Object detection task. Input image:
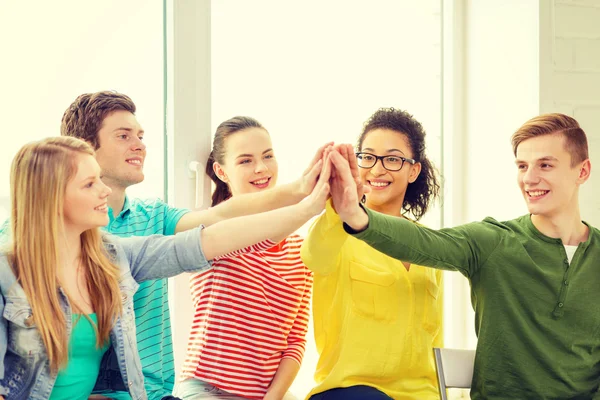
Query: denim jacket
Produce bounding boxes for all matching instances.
[0,227,210,400]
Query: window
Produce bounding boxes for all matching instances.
[0,1,166,223]
[211,1,442,395]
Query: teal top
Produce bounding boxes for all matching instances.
[50,314,109,400]
[347,209,600,400]
[104,197,188,400]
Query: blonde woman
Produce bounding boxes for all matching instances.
[0,136,330,400]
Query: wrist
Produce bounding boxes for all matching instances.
[289,179,306,200]
[343,205,369,232]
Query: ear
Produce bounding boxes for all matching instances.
[577,159,591,184]
[213,162,228,183]
[408,162,422,184]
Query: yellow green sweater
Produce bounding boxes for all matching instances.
[300,201,443,400]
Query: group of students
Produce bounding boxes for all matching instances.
[0,90,598,400]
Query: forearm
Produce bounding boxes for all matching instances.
[175,182,303,232]
[345,205,481,275]
[265,358,300,400]
[301,201,347,275]
[201,202,315,261]
[210,181,303,223]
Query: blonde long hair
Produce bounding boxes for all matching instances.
[8,136,122,372]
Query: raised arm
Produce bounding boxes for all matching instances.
[118,152,332,282]
[175,143,332,232]
[200,151,332,261]
[329,146,501,277]
[300,200,348,275]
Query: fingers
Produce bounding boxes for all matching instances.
[319,152,333,184]
[329,150,353,178]
[306,142,335,173]
[305,158,323,184]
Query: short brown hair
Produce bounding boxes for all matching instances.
[511,113,589,166]
[60,91,136,149]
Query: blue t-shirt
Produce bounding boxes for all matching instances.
[102,197,189,400]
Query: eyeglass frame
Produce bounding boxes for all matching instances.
[355,152,417,172]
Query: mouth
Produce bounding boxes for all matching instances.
[368,180,391,190]
[126,157,143,167]
[526,190,550,200]
[250,177,271,188]
[94,203,108,212]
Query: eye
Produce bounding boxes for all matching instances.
[264,154,274,160]
[85,182,94,188]
[138,135,144,141]
[541,163,552,169]
[362,154,375,161]
[517,164,527,170]
[119,134,128,140]
[239,159,252,165]
[386,157,401,163]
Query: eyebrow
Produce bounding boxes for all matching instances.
[236,148,273,159]
[362,148,405,155]
[113,127,145,134]
[80,175,97,183]
[515,156,559,164]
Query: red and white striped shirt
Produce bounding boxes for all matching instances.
[180,235,313,399]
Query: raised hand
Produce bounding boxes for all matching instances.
[301,148,332,217]
[334,144,370,201]
[297,142,334,197]
[329,149,369,231]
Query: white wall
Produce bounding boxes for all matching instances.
[540,0,600,226]
[443,0,541,352]
[0,1,166,208]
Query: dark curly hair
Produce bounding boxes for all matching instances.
[357,107,440,221]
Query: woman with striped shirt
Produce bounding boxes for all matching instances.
[176,117,314,400]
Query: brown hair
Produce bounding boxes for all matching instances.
[357,107,440,221]
[9,136,122,372]
[511,113,589,166]
[205,116,266,206]
[60,91,136,149]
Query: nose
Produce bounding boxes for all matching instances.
[522,166,540,185]
[369,158,387,176]
[254,160,268,174]
[100,181,112,198]
[131,136,146,152]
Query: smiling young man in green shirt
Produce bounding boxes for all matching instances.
[328,114,600,399]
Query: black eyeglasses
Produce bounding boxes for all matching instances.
[355,152,416,171]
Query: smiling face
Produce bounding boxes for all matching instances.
[213,127,278,196]
[94,110,146,191]
[516,133,590,218]
[63,153,112,232]
[359,128,421,216]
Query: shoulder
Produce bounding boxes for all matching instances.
[128,197,169,214]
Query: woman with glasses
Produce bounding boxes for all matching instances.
[300,108,442,400]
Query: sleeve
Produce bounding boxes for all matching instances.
[433,270,444,349]
[161,202,190,236]
[282,271,313,365]
[0,219,10,248]
[346,206,504,278]
[213,240,278,261]
[0,294,8,396]
[115,226,211,282]
[300,200,348,275]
